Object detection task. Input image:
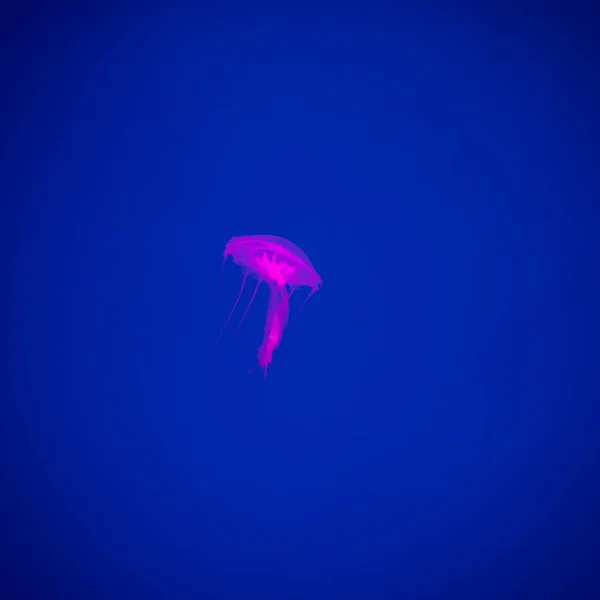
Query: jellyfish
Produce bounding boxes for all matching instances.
[214,235,322,378]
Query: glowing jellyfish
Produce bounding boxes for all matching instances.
[215,235,322,378]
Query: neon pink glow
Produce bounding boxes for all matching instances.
[215,235,322,378]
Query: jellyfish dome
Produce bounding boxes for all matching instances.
[225,235,322,290]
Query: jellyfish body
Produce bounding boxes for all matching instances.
[216,235,322,378]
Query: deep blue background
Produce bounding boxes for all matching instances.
[2,3,599,598]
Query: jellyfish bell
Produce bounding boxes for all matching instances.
[225,235,322,290]
[214,235,321,378]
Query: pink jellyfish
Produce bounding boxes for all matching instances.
[215,235,322,378]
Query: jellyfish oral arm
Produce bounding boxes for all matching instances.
[257,285,290,377]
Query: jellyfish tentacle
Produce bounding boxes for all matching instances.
[295,287,317,317]
[215,254,228,290]
[236,280,261,331]
[213,273,247,351]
